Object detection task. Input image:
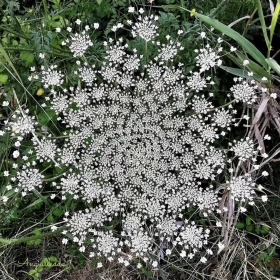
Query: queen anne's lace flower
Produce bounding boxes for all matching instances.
[230,78,258,104]
[213,108,235,128]
[64,30,93,57]
[90,231,120,259]
[178,222,209,251]
[40,65,64,88]
[131,14,159,42]
[16,164,44,196]
[187,72,208,92]
[195,44,222,72]
[11,13,265,266]
[231,137,256,161]
[33,136,58,162]
[8,110,36,136]
[227,175,256,202]
[76,63,96,85]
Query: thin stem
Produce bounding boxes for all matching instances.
[180,0,187,22]
[42,0,50,18]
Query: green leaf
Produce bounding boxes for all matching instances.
[256,0,270,48]
[52,206,63,217]
[246,215,252,225]
[270,2,280,44]
[19,51,34,67]
[49,256,57,262]
[0,43,22,83]
[246,224,253,232]
[37,108,57,125]
[0,74,8,84]
[33,228,41,235]
[232,51,271,78]
[236,222,245,229]
[28,269,37,275]
[266,58,280,75]
[23,198,44,210]
[97,0,103,4]
[187,10,268,68]
[47,214,54,223]
[261,225,270,234]
[219,65,263,81]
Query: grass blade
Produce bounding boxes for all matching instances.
[256,0,270,48]
[232,51,271,78]
[219,65,263,81]
[0,43,22,83]
[270,1,280,44]
[266,58,280,75]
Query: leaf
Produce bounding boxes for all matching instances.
[232,51,271,78]
[37,108,57,125]
[33,228,41,235]
[19,51,34,67]
[219,65,263,81]
[187,10,268,68]
[266,58,280,75]
[52,207,63,217]
[97,0,103,4]
[270,1,280,44]
[47,214,54,223]
[236,222,245,229]
[261,225,270,234]
[246,224,253,232]
[246,215,252,225]
[256,0,270,48]
[23,198,44,210]
[49,256,57,262]
[0,74,8,84]
[0,43,22,83]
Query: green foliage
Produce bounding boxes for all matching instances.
[19,51,34,66]
[28,256,61,280]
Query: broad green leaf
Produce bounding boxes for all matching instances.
[266,58,280,75]
[0,73,8,84]
[219,65,263,81]
[270,2,280,44]
[171,8,268,68]
[229,51,271,79]
[97,0,103,4]
[19,51,34,66]
[256,0,270,48]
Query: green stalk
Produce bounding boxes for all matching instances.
[269,1,280,58]
[0,26,30,40]
[42,0,50,18]
[0,228,64,245]
[180,0,187,22]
